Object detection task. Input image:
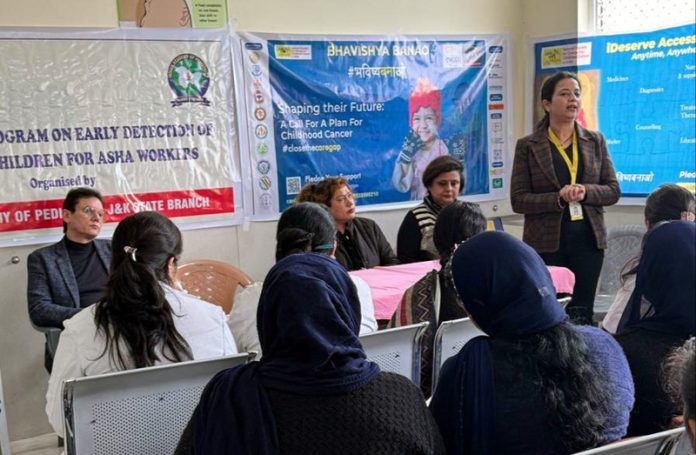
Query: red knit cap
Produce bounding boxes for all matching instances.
[408,78,442,128]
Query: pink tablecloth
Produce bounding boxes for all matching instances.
[547,266,575,294]
[350,261,575,320]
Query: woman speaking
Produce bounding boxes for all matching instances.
[510,71,620,325]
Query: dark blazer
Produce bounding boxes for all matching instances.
[335,217,399,271]
[27,237,111,328]
[510,123,620,253]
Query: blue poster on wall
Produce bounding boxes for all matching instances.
[237,33,511,216]
[532,23,696,198]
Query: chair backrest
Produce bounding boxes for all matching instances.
[666,429,693,455]
[667,429,693,455]
[176,260,253,314]
[63,353,251,455]
[595,224,646,304]
[431,317,487,391]
[359,322,429,385]
[570,427,684,455]
[0,369,10,455]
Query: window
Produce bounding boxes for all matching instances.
[594,0,695,33]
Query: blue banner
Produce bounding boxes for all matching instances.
[533,24,696,197]
[238,34,510,215]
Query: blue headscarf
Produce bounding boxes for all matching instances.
[430,231,567,455]
[191,253,380,454]
[617,220,696,337]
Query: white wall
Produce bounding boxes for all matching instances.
[0,0,643,441]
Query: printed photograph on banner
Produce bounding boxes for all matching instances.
[0,29,243,244]
[533,23,696,197]
[534,69,599,131]
[240,35,508,212]
[117,0,227,28]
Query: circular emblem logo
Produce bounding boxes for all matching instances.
[259,193,273,208]
[253,90,265,104]
[256,143,269,155]
[254,107,267,121]
[168,54,210,99]
[255,124,268,139]
[257,160,271,174]
[259,176,272,190]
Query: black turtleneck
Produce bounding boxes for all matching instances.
[65,238,109,308]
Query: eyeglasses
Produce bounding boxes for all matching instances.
[333,192,355,204]
[79,205,105,219]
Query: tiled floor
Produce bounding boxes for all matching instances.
[11,433,62,455]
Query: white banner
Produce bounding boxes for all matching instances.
[0,28,244,246]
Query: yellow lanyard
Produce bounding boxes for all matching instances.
[547,127,578,185]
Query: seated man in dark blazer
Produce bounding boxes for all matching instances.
[27,187,111,372]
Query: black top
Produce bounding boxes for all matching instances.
[549,140,593,235]
[549,141,584,187]
[65,238,109,308]
[175,372,445,454]
[336,230,365,270]
[615,328,685,436]
[397,211,424,263]
[267,372,445,454]
[335,217,398,271]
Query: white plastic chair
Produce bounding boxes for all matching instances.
[359,322,429,385]
[431,317,486,391]
[0,369,10,455]
[570,427,684,455]
[63,353,252,455]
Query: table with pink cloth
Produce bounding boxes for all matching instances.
[350,261,576,320]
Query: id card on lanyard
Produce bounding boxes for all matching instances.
[548,127,583,221]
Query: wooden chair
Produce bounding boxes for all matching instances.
[176,260,253,314]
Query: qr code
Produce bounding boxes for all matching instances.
[286,176,301,195]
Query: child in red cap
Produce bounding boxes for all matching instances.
[392,78,449,199]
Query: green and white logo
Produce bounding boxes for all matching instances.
[168,54,210,107]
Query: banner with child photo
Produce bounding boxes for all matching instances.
[235,33,511,217]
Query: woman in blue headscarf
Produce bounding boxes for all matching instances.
[176,252,444,454]
[429,231,633,455]
[615,220,696,436]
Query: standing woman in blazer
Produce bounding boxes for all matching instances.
[511,71,620,325]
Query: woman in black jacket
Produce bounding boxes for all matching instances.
[295,177,398,270]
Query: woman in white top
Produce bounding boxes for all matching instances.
[228,202,378,356]
[46,211,236,438]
